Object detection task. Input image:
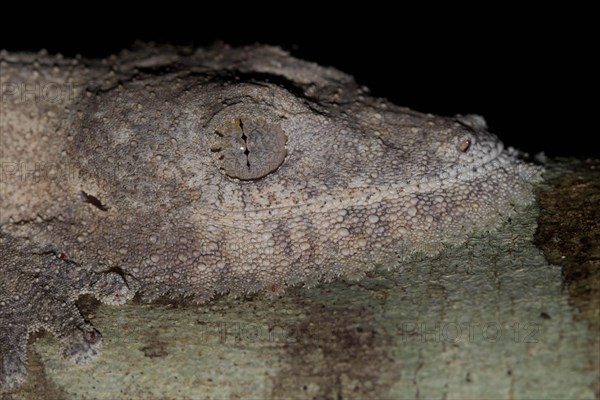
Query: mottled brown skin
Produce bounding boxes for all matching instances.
[0,44,542,390]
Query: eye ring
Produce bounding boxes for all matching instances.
[457,139,472,153]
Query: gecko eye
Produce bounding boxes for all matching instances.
[456,139,472,153]
[211,118,288,180]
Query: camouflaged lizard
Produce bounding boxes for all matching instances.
[0,44,542,390]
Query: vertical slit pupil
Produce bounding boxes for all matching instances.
[239,119,251,167]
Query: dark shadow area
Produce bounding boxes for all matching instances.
[1,11,593,158]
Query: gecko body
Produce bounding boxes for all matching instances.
[0,45,541,389]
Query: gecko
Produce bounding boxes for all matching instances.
[0,44,542,390]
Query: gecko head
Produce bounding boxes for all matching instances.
[70,72,542,268]
[57,61,547,304]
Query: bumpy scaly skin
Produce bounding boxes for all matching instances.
[0,44,542,389]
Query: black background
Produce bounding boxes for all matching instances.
[1,8,594,158]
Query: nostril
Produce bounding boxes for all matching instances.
[457,139,472,153]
